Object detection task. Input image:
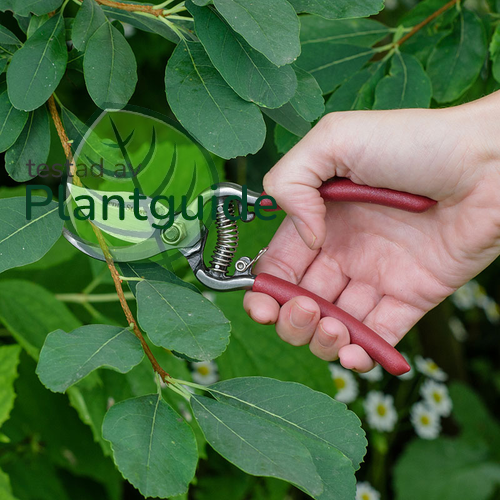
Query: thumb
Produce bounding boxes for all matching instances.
[263,115,348,249]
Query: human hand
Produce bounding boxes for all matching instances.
[244,92,500,372]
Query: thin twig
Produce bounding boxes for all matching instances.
[56,292,136,303]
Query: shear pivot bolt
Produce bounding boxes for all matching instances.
[162,223,186,245]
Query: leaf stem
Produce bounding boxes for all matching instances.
[170,378,210,392]
[118,276,145,282]
[152,0,176,9]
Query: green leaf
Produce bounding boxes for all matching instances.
[188,1,297,109]
[490,24,500,83]
[0,83,28,153]
[394,438,500,500]
[7,13,67,111]
[0,281,81,359]
[0,197,64,275]
[0,468,18,500]
[83,22,138,109]
[427,10,487,104]
[36,325,144,393]
[0,25,22,46]
[373,51,431,109]
[289,66,324,121]
[5,105,50,181]
[300,16,389,47]
[192,0,212,4]
[72,0,107,52]
[136,280,230,361]
[290,0,384,19]
[274,124,300,154]
[27,13,49,38]
[262,103,311,137]
[102,394,198,498]
[165,41,265,159]
[4,0,63,16]
[296,43,375,94]
[212,0,300,66]
[0,345,22,427]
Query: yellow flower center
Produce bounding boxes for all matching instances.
[361,494,370,500]
[334,377,346,390]
[428,362,438,372]
[432,392,442,403]
[376,404,386,416]
[420,415,430,426]
[197,366,210,376]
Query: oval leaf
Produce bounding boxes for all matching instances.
[36,325,144,393]
[0,345,22,428]
[83,22,138,109]
[0,83,28,153]
[7,13,67,111]
[5,105,50,182]
[136,280,230,361]
[0,196,64,274]
[165,40,265,159]
[188,1,297,108]
[103,394,198,498]
[289,65,324,121]
[290,0,384,19]
[427,10,487,104]
[7,0,64,16]
[262,103,311,137]
[72,0,107,52]
[373,51,431,109]
[213,0,300,66]
[0,25,21,46]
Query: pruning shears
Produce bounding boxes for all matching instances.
[63,178,436,376]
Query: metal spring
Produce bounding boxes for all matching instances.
[210,200,239,276]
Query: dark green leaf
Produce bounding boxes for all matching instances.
[213,0,300,66]
[274,124,300,154]
[83,22,138,109]
[296,43,374,93]
[0,280,81,359]
[0,469,17,500]
[7,13,67,111]
[300,16,389,47]
[192,394,324,497]
[165,41,265,159]
[0,197,64,275]
[290,0,384,19]
[0,25,21,46]
[192,0,212,4]
[0,83,28,153]
[27,13,49,38]
[188,1,297,108]
[0,345,22,427]
[262,103,311,137]
[490,24,500,83]
[5,105,50,181]
[136,280,230,361]
[373,51,431,109]
[37,325,144,393]
[394,438,500,500]
[427,10,487,103]
[72,0,107,51]
[0,57,7,75]
[103,394,198,498]
[5,0,63,17]
[289,65,324,121]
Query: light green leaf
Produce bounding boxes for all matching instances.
[213,0,300,66]
[427,10,487,104]
[103,394,198,498]
[296,43,374,93]
[36,325,144,393]
[0,197,64,274]
[0,281,81,359]
[373,51,431,109]
[7,13,67,111]
[0,468,18,500]
[83,21,138,109]
[72,0,107,51]
[0,83,28,153]
[0,25,21,46]
[165,41,266,159]
[274,124,300,154]
[290,0,384,19]
[4,0,63,16]
[192,394,324,498]
[5,105,50,181]
[136,280,230,361]
[289,65,324,121]
[0,345,22,428]
[188,1,297,109]
[300,16,389,47]
[262,103,311,137]
[394,438,500,500]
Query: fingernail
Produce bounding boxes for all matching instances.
[291,216,317,249]
[290,303,315,329]
[318,323,337,348]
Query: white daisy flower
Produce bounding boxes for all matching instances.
[410,401,441,439]
[329,364,359,404]
[191,361,219,386]
[448,316,468,342]
[364,391,398,432]
[452,281,480,310]
[420,380,452,417]
[356,481,381,500]
[359,364,383,382]
[397,353,414,381]
[480,296,500,324]
[414,355,447,381]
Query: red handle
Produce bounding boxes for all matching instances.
[260,178,436,213]
[253,273,410,376]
